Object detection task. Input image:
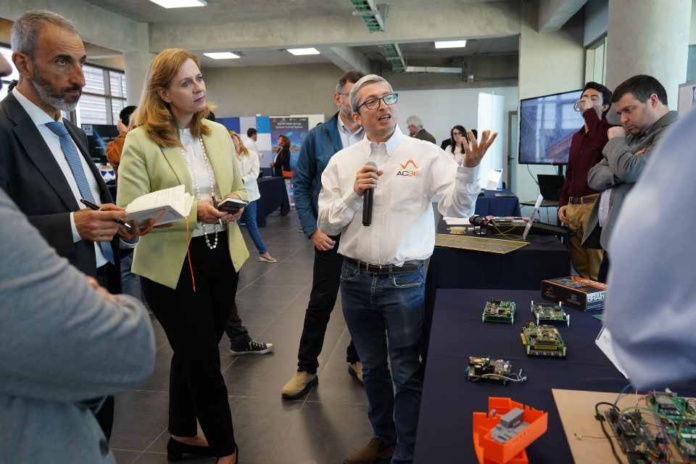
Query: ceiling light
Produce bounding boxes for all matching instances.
[149,0,207,8]
[287,48,321,56]
[435,40,468,49]
[204,52,240,60]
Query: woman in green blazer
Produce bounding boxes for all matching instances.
[117,49,246,464]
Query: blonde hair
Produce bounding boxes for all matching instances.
[229,130,249,156]
[132,48,213,147]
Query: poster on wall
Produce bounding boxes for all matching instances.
[270,117,309,169]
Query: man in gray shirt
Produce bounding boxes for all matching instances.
[583,74,677,281]
[0,187,155,462]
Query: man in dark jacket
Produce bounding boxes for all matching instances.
[283,70,365,399]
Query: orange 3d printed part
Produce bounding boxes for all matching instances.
[472,397,548,464]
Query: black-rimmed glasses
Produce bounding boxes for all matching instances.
[355,93,399,112]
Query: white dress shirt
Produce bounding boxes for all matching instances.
[604,108,696,389]
[445,143,465,166]
[243,136,260,156]
[318,127,480,265]
[12,88,108,267]
[179,128,221,238]
[237,150,261,202]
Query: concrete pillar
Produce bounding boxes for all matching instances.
[124,23,153,105]
[606,0,690,106]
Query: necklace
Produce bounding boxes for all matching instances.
[181,132,219,249]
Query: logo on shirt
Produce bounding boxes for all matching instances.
[397,159,420,177]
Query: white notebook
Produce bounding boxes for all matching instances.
[125,185,194,226]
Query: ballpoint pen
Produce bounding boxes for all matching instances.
[80,198,133,231]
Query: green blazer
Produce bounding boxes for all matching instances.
[117,120,249,289]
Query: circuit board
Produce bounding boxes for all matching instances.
[482,299,516,324]
[530,300,570,327]
[466,357,512,384]
[604,408,666,464]
[646,391,696,460]
[520,322,566,358]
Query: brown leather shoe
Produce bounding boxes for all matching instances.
[343,437,395,464]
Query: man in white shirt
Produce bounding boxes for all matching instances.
[604,107,696,390]
[318,74,497,464]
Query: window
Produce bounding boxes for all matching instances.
[75,64,127,126]
[585,36,607,84]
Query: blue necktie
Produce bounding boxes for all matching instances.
[46,121,115,264]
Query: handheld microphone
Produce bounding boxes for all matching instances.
[362,161,377,226]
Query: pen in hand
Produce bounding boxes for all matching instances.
[79,198,133,231]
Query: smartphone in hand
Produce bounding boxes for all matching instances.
[217,198,248,213]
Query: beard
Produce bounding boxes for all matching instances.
[30,65,82,112]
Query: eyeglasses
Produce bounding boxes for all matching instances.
[452,131,462,136]
[355,93,399,112]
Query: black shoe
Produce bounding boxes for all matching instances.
[230,340,274,356]
[167,437,216,461]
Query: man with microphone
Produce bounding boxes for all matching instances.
[318,74,497,464]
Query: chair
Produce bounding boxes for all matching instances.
[521,174,564,224]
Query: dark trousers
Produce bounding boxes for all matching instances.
[598,251,610,283]
[296,236,359,374]
[142,238,237,456]
[224,274,252,349]
[94,263,118,440]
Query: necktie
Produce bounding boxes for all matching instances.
[46,121,115,264]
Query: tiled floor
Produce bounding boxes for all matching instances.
[110,212,375,464]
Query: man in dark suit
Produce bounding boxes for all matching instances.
[0,10,147,440]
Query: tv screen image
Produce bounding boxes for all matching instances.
[519,89,584,165]
[82,124,119,165]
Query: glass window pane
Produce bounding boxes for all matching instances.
[0,46,20,82]
[111,99,125,124]
[83,65,106,95]
[109,72,127,98]
[77,94,108,124]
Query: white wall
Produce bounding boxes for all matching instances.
[395,86,519,187]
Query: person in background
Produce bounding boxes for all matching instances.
[0,187,155,463]
[271,134,291,177]
[282,70,365,400]
[222,131,276,357]
[118,48,246,464]
[406,115,436,144]
[582,74,677,282]
[243,127,259,155]
[319,74,497,464]
[604,107,696,390]
[229,130,276,263]
[557,82,612,281]
[106,105,137,174]
[444,124,468,165]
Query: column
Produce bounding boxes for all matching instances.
[124,23,153,105]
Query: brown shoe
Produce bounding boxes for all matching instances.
[343,437,395,464]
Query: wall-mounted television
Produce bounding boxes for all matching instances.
[518,89,584,165]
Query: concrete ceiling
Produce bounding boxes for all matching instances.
[80,0,522,70]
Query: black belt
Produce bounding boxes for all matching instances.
[344,257,422,274]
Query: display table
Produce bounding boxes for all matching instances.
[256,177,290,227]
[414,288,696,464]
[475,189,521,217]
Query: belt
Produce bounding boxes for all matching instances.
[568,194,599,205]
[344,257,422,274]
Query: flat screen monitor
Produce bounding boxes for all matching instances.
[518,89,584,165]
[82,124,119,164]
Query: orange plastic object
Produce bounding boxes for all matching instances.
[472,397,548,464]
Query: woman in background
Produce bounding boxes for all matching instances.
[271,134,291,177]
[445,124,468,165]
[118,48,245,464]
[229,130,277,263]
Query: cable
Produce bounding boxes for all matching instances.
[594,402,624,464]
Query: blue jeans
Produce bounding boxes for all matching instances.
[340,259,425,464]
[241,200,267,255]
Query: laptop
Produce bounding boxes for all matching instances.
[537,174,565,201]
